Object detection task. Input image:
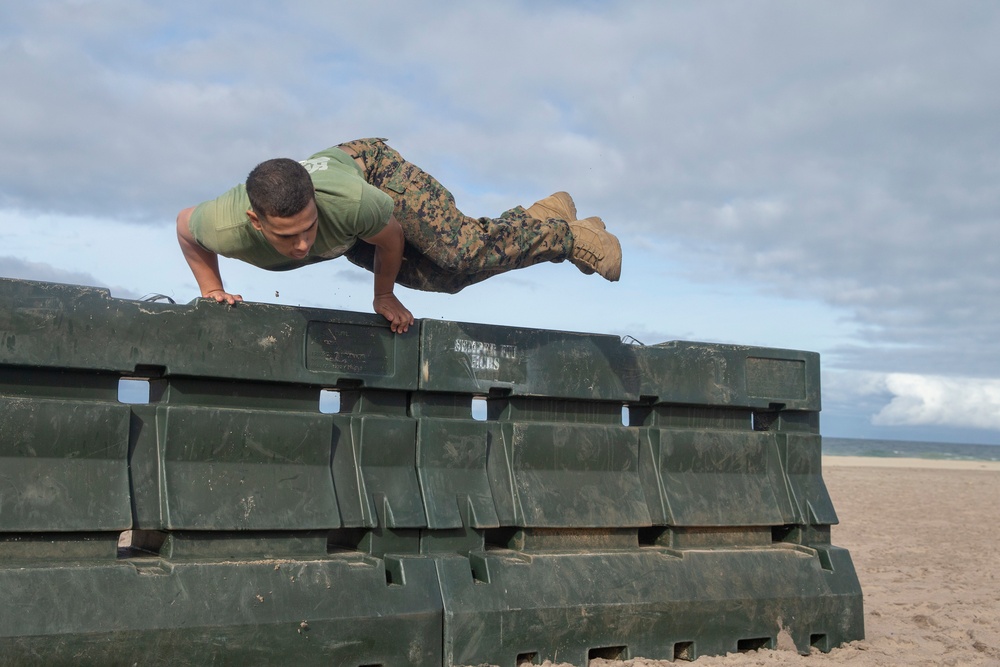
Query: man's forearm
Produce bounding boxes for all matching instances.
[181,239,226,295]
[371,216,405,295]
[365,216,413,333]
[176,207,241,303]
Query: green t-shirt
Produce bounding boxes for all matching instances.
[188,147,394,271]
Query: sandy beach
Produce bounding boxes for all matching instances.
[553,456,1000,667]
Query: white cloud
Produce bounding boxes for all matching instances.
[826,370,1000,432]
[874,374,1000,430]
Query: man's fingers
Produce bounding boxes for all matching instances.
[373,294,413,334]
[208,291,242,305]
[386,310,411,334]
[394,309,413,333]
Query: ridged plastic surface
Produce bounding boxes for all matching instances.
[0,277,862,666]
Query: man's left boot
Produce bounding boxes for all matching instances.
[525,191,578,222]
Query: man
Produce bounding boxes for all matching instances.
[176,138,622,334]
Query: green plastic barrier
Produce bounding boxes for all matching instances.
[412,321,858,665]
[0,277,863,666]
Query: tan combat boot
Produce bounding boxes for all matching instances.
[569,217,621,281]
[525,191,578,222]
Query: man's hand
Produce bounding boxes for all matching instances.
[204,288,243,305]
[374,292,414,333]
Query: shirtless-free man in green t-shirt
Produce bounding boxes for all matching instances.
[187,147,394,271]
[176,137,623,335]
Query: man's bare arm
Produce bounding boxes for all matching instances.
[363,215,413,334]
[176,207,243,305]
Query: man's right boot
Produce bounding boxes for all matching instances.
[525,191,578,222]
[569,217,621,282]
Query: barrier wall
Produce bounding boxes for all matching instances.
[0,277,862,666]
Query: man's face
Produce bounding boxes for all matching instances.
[248,199,319,260]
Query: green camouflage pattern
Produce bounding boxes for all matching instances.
[338,138,573,293]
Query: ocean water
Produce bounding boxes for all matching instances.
[823,437,1000,462]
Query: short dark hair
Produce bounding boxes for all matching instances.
[246,158,314,220]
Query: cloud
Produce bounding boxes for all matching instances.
[874,373,1000,431]
[2,1,1000,440]
[826,369,1000,433]
[0,255,115,290]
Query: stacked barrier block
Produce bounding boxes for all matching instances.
[0,277,862,666]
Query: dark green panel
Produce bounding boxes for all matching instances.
[0,532,120,560]
[305,320,394,376]
[419,319,640,400]
[0,277,418,389]
[439,546,863,666]
[0,555,443,666]
[128,405,163,527]
[331,415,425,529]
[488,422,650,527]
[636,341,821,411]
[154,531,331,560]
[0,397,130,531]
[157,406,338,530]
[417,419,499,529]
[781,434,839,525]
[640,428,796,527]
[330,415,368,527]
[746,357,806,399]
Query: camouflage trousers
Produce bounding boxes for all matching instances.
[337,138,573,294]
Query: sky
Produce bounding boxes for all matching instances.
[1,1,998,445]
